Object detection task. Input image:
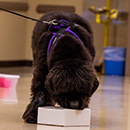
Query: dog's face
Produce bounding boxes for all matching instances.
[45,60,99,110]
[55,92,90,110]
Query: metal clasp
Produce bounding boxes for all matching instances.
[42,19,58,25]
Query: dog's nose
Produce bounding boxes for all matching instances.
[70,101,79,109]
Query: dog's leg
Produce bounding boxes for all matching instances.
[22,91,46,123]
[22,66,49,123]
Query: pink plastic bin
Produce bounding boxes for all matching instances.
[0,74,20,88]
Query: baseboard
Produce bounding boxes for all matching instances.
[0,60,102,72]
[94,64,103,73]
[0,60,33,67]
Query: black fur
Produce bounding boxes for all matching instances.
[22,11,99,123]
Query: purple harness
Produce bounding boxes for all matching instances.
[47,20,83,63]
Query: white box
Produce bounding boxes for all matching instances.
[0,74,20,88]
[38,106,91,127]
[37,124,90,130]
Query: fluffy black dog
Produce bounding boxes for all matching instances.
[22,11,99,123]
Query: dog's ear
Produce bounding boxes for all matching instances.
[44,72,55,95]
[90,77,99,96]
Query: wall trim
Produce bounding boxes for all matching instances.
[0,60,33,67]
[36,5,75,13]
[0,1,28,12]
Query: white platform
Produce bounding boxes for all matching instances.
[37,106,91,127]
[37,125,90,130]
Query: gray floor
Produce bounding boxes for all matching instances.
[0,67,129,130]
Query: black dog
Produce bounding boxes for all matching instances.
[22,11,99,123]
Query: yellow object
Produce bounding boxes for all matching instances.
[91,6,95,9]
[110,9,118,19]
[103,0,111,47]
[96,14,101,23]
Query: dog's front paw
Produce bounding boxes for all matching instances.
[24,114,37,124]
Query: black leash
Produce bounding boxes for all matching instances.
[0,8,73,26]
[0,7,44,23]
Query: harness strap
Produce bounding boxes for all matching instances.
[47,20,84,65]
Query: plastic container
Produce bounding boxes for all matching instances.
[0,74,20,88]
[104,47,126,76]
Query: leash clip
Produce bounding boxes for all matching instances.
[42,19,58,25]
